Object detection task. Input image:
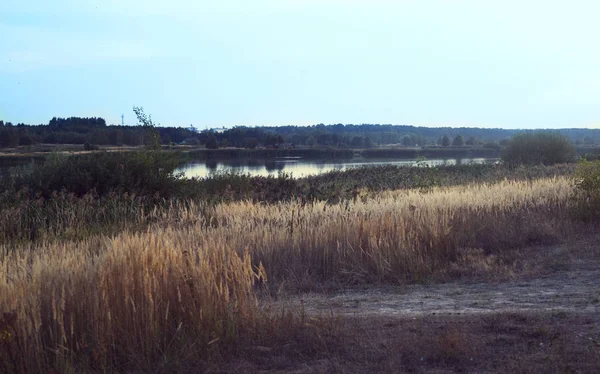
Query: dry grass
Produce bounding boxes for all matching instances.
[0,229,266,372]
[0,176,586,372]
[173,177,575,285]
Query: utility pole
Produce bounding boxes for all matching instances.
[121,114,124,126]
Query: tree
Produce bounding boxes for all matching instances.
[441,135,450,147]
[350,136,364,148]
[90,130,108,145]
[19,134,33,146]
[122,130,142,146]
[160,132,172,145]
[265,133,284,146]
[245,137,258,149]
[108,129,123,146]
[133,106,160,150]
[43,133,59,144]
[0,129,18,147]
[406,132,424,146]
[466,136,476,146]
[452,135,464,147]
[0,129,11,147]
[205,135,219,149]
[501,132,576,166]
[402,135,413,146]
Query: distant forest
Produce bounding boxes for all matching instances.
[1,117,599,149]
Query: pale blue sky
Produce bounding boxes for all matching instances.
[1,0,599,128]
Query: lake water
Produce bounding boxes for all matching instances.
[176,157,499,179]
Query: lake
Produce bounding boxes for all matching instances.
[176,157,499,179]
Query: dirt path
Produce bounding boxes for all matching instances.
[289,240,600,318]
[224,238,600,373]
[296,270,599,317]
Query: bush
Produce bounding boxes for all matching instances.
[14,151,184,198]
[501,132,576,166]
[483,142,500,149]
[83,142,99,151]
[572,160,600,220]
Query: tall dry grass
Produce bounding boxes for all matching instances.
[0,229,265,372]
[175,177,574,283]
[0,177,579,372]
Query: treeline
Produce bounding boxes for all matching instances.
[207,125,444,148]
[0,117,198,148]
[1,117,600,149]
[204,124,600,149]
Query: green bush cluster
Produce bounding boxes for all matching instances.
[9,151,183,199]
[501,132,576,166]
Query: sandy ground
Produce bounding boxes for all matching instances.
[291,264,600,318]
[206,236,600,373]
[281,236,600,318]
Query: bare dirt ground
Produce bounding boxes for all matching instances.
[205,235,600,373]
[292,256,600,318]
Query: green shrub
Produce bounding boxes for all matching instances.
[572,160,600,220]
[501,132,576,166]
[14,151,183,198]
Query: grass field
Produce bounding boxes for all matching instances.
[2,170,597,372]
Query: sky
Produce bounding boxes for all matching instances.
[1,0,599,129]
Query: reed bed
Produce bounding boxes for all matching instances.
[0,177,579,372]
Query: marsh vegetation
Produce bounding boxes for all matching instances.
[0,146,599,372]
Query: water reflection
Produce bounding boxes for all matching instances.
[177,157,499,179]
[205,160,218,171]
[264,160,286,172]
